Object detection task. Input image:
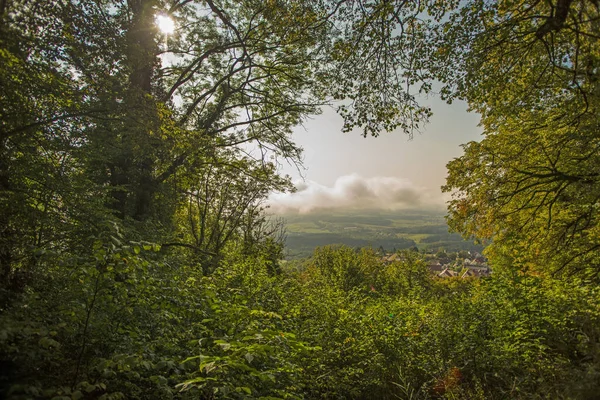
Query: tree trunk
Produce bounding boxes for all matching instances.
[110,0,160,220]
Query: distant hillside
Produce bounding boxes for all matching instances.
[279,209,484,259]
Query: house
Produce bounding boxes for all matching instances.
[427,263,445,274]
[382,253,401,263]
[462,267,490,277]
[461,269,474,278]
[438,268,459,278]
[464,265,490,275]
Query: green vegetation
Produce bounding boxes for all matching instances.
[1,0,600,399]
[282,210,484,259]
[440,0,600,280]
[3,245,600,399]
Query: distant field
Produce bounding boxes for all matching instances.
[278,209,484,259]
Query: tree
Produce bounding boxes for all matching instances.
[171,152,288,275]
[70,0,442,223]
[5,2,600,398]
[0,0,111,299]
[434,0,600,279]
[0,0,458,296]
[445,107,600,278]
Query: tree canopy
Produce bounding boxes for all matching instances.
[0,0,427,291]
[439,0,600,279]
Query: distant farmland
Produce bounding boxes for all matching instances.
[279,209,484,259]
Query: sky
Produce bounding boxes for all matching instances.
[268,96,483,214]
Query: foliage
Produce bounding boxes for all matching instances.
[2,235,600,399]
[281,246,600,399]
[444,109,600,279]
[2,0,600,399]
[437,0,600,279]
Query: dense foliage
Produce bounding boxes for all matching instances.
[3,246,600,399]
[440,0,600,279]
[2,0,600,399]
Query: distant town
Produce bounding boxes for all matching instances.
[381,250,491,278]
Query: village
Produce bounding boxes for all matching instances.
[381,250,491,278]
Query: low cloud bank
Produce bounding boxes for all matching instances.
[268,174,442,214]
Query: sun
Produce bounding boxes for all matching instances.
[155,14,175,35]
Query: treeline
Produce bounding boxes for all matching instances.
[313,216,395,227]
[285,233,416,258]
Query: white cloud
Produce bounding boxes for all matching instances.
[268,174,443,214]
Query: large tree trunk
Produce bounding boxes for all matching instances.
[110,0,161,221]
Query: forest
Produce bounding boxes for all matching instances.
[1,0,600,399]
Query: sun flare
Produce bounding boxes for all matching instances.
[155,14,175,34]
